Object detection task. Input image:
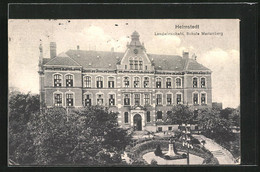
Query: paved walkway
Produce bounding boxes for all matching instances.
[193,134,238,165]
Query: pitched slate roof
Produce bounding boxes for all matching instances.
[185,58,210,71]
[43,49,209,71]
[44,52,81,66]
[147,54,184,71]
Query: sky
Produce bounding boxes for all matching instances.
[8,19,240,108]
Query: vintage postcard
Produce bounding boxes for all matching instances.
[8,19,240,166]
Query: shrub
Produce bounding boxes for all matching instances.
[150,159,158,165]
[154,145,163,156]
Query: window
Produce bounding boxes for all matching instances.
[134,94,140,106]
[201,93,206,104]
[145,66,148,70]
[96,77,103,88]
[84,94,92,106]
[65,75,73,87]
[176,78,181,88]
[156,94,162,105]
[139,60,143,70]
[125,65,127,70]
[158,127,162,132]
[176,94,182,104]
[108,77,114,88]
[54,93,62,106]
[84,76,91,88]
[193,93,199,105]
[134,77,140,88]
[157,111,162,120]
[144,77,149,88]
[167,94,172,105]
[193,78,198,88]
[66,93,74,107]
[109,94,115,106]
[166,78,171,88]
[156,78,162,88]
[124,77,130,88]
[124,112,129,123]
[146,111,151,122]
[201,78,206,88]
[144,94,150,105]
[129,60,133,69]
[124,94,130,106]
[134,60,138,70]
[97,94,103,105]
[168,127,172,131]
[54,74,62,87]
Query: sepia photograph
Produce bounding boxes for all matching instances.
[8,19,240,166]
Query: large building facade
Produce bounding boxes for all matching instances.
[38,31,212,131]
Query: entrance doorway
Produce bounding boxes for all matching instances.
[133,114,142,131]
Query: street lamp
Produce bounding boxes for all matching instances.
[181,123,193,165]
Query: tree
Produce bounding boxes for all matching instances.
[8,91,40,164]
[165,104,195,125]
[29,106,132,165]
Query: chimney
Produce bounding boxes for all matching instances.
[50,42,57,59]
[77,45,80,50]
[183,51,189,60]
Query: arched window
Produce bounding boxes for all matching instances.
[84,94,92,106]
[65,74,73,87]
[108,77,115,88]
[96,76,103,88]
[134,60,138,70]
[201,78,206,88]
[54,93,62,106]
[134,77,140,88]
[66,93,74,107]
[157,111,162,121]
[166,94,172,105]
[193,92,199,105]
[166,78,171,88]
[123,77,130,88]
[146,111,151,122]
[201,93,207,105]
[84,76,91,88]
[129,58,133,70]
[97,94,104,105]
[144,77,149,88]
[193,77,198,88]
[124,112,129,123]
[144,94,150,105]
[139,58,143,70]
[54,74,62,87]
[156,94,162,105]
[109,94,115,106]
[176,78,182,88]
[176,93,182,104]
[156,78,162,88]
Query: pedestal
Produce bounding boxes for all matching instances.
[166,143,176,156]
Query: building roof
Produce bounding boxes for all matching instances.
[185,58,210,71]
[43,49,209,71]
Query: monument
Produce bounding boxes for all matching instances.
[165,137,177,156]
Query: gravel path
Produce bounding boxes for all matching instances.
[193,134,238,165]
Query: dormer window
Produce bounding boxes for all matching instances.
[139,60,143,70]
[134,60,138,70]
[129,60,133,69]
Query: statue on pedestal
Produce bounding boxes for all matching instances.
[165,137,177,157]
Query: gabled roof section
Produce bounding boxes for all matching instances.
[147,54,184,71]
[185,58,210,71]
[66,50,124,69]
[44,52,81,67]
